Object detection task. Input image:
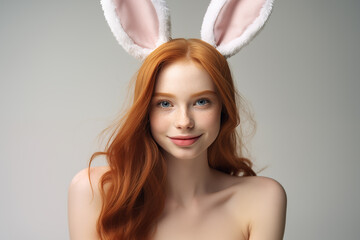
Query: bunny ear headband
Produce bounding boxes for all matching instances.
[100,0,274,60]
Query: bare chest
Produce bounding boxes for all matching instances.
[152,194,249,240]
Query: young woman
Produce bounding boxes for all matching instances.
[68,1,286,240]
[68,38,286,240]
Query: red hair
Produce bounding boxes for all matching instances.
[89,38,256,240]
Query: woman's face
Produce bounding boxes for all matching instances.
[149,60,222,160]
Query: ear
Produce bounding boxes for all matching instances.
[201,0,274,58]
[100,0,171,60]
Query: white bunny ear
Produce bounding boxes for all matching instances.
[100,0,171,60]
[201,0,274,58]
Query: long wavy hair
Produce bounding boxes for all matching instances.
[89,38,256,240]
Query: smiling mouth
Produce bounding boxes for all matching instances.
[168,135,202,146]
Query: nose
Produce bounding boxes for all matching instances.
[175,108,194,130]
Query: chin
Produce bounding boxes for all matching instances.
[160,146,207,161]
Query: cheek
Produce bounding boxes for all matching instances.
[200,108,221,133]
[149,111,167,137]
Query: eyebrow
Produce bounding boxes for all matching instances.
[153,90,217,98]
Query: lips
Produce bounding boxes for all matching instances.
[168,135,202,146]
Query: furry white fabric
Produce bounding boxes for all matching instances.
[201,0,274,58]
[100,0,171,61]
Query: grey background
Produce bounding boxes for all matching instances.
[1,0,359,239]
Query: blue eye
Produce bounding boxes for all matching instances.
[195,99,209,106]
[159,101,172,108]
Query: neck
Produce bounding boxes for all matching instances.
[163,151,215,208]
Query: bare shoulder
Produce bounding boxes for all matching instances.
[238,176,286,201]
[68,166,109,240]
[68,166,109,203]
[69,166,109,191]
[232,176,287,240]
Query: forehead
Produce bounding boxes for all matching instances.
[154,60,215,94]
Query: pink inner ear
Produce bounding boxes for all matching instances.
[214,0,266,45]
[114,0,159,49]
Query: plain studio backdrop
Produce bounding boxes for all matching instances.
[1,0,359,239]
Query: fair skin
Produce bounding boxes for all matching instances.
[68,60,287,240]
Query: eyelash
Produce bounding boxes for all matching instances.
[195,98,210,106]
[157,100,173,108]
[155,98,211,108]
